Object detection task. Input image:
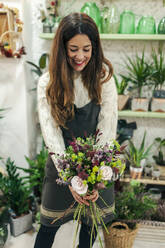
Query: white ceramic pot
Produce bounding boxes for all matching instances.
[152,169,161,179]
[149,188,162,201]
[131,98,149,111]
[151,98,165,112]
[144,165,153,175]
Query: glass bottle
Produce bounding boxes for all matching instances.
[80,2,101,32]
[119,10,135,34]
[136,16,156,34]
[158,17,165,34]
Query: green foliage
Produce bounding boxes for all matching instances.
[113,74,128,95]
[0,108,5,119]
[121,51,151,98]
[26,53,49,90]
[115,181,157,221]
[152,199,165,222]
[17,144,48,203]
[150,48,165,91]
[153,137,165,165]
[0,158,32,217]
[0,207,9,225]
[125,131,153,168]
[26,53,49,77]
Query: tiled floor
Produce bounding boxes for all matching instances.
[5,221,105,248]
[4,221,165,248]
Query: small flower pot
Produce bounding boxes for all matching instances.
[152,169,161,180]
[151,98,165,112]
[149,188,162,201]
[131,98,149,111]
[118,95,129,110]
[130,166,143,179]
[144,165,153,176]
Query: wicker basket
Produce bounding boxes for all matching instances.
[103,222,139,248]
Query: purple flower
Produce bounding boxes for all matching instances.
[78,171,88,180]
[56,178,68,185]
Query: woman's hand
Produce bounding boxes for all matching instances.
[69,186,99,206]
[83,190,99,203]
[69,185,90,206]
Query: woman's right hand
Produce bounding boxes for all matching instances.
[69,185,89,206]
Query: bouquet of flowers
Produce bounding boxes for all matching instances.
[52,131,125,248]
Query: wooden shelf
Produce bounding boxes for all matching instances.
[118,110,165,118]
[100,34,165,40]
[39,33,165,41]
[120,175,165,185]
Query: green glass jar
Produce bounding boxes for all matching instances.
[136,16,156,34]
[158,17,165,34]
[119,10,135,34]
[80,2,101,32]
[101,5,120,34]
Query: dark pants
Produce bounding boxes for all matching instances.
[34,222,97,248]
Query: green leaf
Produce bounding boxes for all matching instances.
[39,53,49,69]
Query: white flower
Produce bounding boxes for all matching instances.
[71,176,88,195]
[100,166,113,180]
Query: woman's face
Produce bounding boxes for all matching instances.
[67,34,92,72]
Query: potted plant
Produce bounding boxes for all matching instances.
[18,143,48,204]
[121,50,151,111]
[0,206,10,248]
[150,48,165,112]
[113,74,129,110]
[152,137,165,177]
[0,158,32,237]
[125,131,153,179]
[103,181,156,248]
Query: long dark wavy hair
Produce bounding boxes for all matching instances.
[46,12,113,128]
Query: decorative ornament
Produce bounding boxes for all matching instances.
[0,31,26,58]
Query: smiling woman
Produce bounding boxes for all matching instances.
[34,12,117,248]
[67,34,92,72]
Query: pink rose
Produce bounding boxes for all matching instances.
[100,166,113,180]
[71,176,88,195]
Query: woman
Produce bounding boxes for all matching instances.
[34,12,117,248]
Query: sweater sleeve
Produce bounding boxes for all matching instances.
[96,76,118,146]
[37,72,65,171]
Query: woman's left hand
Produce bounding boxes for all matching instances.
[83,190,99,203]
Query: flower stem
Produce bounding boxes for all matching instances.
[90,202,104,248]
[73,204,82,248]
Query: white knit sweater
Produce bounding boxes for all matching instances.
[37,72,118,171]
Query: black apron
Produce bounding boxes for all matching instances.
[40,101,115,227]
